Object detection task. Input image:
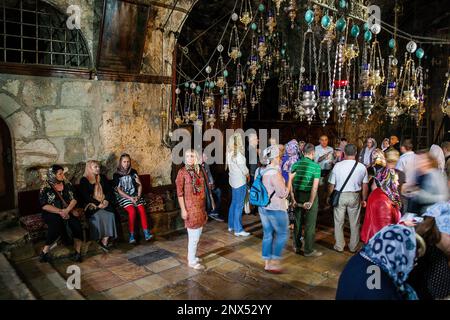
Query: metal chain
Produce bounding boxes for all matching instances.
[313,32,319,95]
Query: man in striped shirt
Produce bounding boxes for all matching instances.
[288,143,323,257]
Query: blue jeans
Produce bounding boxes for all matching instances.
[228,185,247,233]
[259,208,289,260]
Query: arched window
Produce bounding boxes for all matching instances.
[0,0,91,68]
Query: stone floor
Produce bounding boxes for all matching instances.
[9,213,355,300]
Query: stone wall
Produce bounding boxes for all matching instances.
[0,74,172,191]
[0,0,200,198]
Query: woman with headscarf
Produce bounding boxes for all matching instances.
[408,202,450,299]
[361,168,402,243]
[259,145,289,273]
[176,149,209,270]
[226,133,250,237]
[336,224,424,300]
[359,137,377,168]
[368,148,387,190]
[430,144,446,175]
[113,153,152,244]
[79,160,118,252]
[39,165,84,263]
[381,138,390,152]
[281,139,300,183]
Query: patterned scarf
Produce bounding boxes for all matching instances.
[47,167,59,185]
[185,164,203,195]
[282,140,299,172]
[116,164,132,177]
[423,201,450,235]
[360,224,418,300]
[375,168,402,208]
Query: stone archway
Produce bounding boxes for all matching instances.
[0,116,15,210]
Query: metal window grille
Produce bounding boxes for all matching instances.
[0,0,90,68]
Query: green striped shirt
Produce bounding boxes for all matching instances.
[291,157,321,191]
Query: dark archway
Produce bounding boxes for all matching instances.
[0,117,14,211]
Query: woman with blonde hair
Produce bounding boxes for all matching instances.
[79,160,118,252]
[226,133,250,236]
[176,149,209,270]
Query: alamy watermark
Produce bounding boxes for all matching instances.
[66,265,81,290]
[66,5,81,30]
[170,128,280,165]
[366,265,381,290]
[366,5,381,29]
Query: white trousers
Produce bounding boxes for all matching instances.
[187,227,203,265]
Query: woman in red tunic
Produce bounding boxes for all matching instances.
[176,149,208,270]
[361,167,402,244]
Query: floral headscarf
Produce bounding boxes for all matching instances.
[47,165,64,185]
[375,168,402,208]
[282,139,299,172]
[360,224,418,300]
[423,201,450,235]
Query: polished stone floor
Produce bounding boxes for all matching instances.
[11,213,355,300]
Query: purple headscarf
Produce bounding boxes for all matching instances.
[282,140,300,180]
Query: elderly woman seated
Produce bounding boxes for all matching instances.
[39,165,84,263]
[79,160,118,252]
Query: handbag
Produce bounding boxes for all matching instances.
[49,182,84,218]
[329,161,358,207]
[200,166,216,213]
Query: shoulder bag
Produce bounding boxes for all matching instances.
[329,161,358,207]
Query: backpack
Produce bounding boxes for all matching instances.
[249,167,277,207]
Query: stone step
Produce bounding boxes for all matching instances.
[0,253,35,299]
[0,225,29,252]
[10,255,85,300]
[0,210,19,231]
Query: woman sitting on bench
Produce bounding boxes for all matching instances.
[79,160,118,252]
[39,165,84,263]
[113,153,153,244]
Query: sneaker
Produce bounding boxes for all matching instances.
[39,251,50,263]
[304,250,323,257]
[143,229,153,241]
[188,262,206,270]
[228,228,233,233]
[333,246,344,253]
[208,213,224,222]
[234,231,250,237]
[129,233,136,244]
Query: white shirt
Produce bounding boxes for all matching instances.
[328,160,369,192]
[227,152,249,189]
[395,151,416,185]
[314,145,335,170]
